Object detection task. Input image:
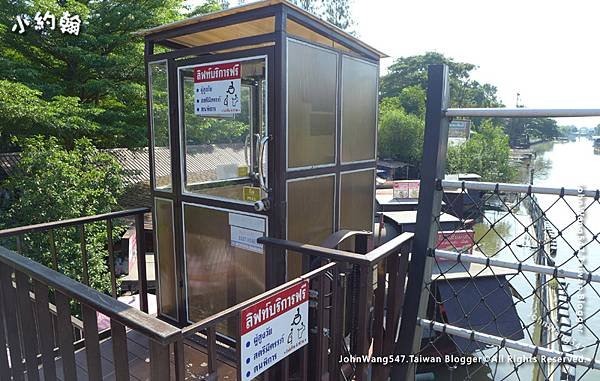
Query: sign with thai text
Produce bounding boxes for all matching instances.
[194,61,241,115]
[231,225,264,254]
[436,230,475,261]
[393,180,420,199]
[229,213,265,254]
[243,186,262,202]
[449,120,471,139]
[241,281,309,379]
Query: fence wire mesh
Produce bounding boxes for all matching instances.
[415,180,600,381]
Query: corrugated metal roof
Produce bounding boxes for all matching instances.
[0,153,19,181]
[184,143,246,184]
[0,144,246,186]
[437,276,524,353]
[105,148,153,186]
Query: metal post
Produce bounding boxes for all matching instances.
[371,258,386,381]
[391,64,450,381]
[15,234,23,255]
[329,266,343,381]
[136,213,149,313]
[266,4,287,291]
[167,54,188,324]
[263,9,288,381]
[107,219,118,299]
[80,225,89,286]
[48,230,59,271]
[174,339,185,381]
[355,262,374,381]
[149,340,171,381]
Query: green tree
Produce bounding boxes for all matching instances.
[0,80,101,150]
[289,0,355,32]
[447,121,516,182]
[0,0,183,150]
[397,85,426,118]
[321,0,354,32]
[187,0,223,17]
[379,86,427,120]
[378,108,424,165]
[505,116,560,144]
[380,52,502,109]
[290,0,320,14]
[377,52,515,177]
[0,136,124,293]
[379,96,403,116]
[527,118,560,141]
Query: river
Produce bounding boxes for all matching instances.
[434,139,600,381]
[530,139,600,381]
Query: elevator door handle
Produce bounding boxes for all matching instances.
[244,134,251,167]
[258,135,270,192]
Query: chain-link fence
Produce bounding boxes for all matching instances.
[413,180,600,381]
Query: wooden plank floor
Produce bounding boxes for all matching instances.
[42,330,237,380]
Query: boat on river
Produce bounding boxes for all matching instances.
[376,211,524,358]
[593,136,600,154]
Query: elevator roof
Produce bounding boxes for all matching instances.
[137,0,387,59]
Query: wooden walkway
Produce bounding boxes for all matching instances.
[47,330,237,380]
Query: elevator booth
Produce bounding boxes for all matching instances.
[140,0,385,328]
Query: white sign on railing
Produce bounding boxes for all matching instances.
[240,280,309,379]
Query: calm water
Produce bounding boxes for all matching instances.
[434,139,600,381]
[532,139,600,381]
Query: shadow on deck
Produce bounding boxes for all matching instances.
[50,330,236,381]
[1,208,415,381]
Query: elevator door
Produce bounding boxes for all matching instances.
[177,54,270,329]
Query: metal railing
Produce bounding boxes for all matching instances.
[178,262,338,381]
[0,207,152,311]
[132,228,411,381]
[445,108,600,118]
[410,180,600,380]
[393,64,600,381]
[0,206,415,380]
[259,231,414,381]
[0,244,182,380]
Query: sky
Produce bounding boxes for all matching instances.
[188,0,600,128]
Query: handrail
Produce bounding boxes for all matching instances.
[182,262,337,336]
[441,179,600,198]
[418,318,600,369]
[0,245,180,345]
[258,237,370,264]
[0,207,150,238]
[321,229,371,249]
[259,232,414,265]
[444,107,600,118]
[365,232,414,262]
[434,249,600,283]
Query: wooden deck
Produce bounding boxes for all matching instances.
[48,330,237,380]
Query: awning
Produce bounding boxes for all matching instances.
[436,276,524,353]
